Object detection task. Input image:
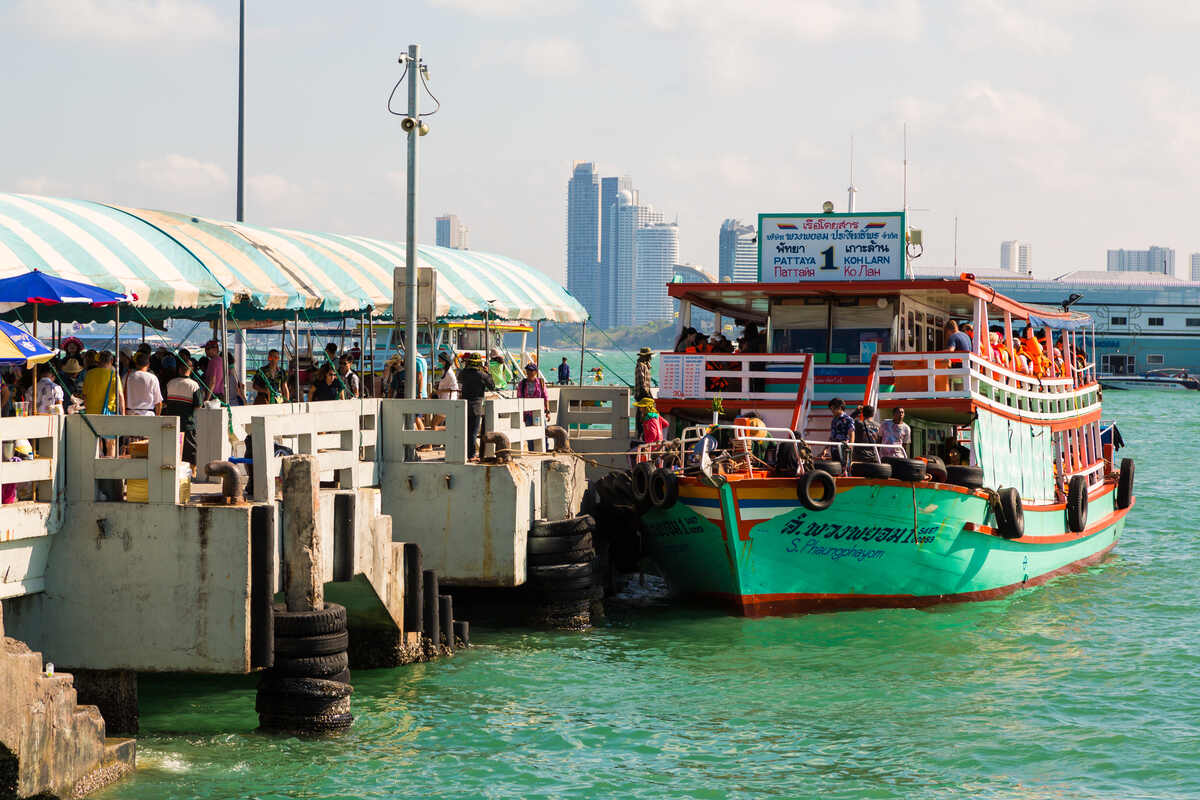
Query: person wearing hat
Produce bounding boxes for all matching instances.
[633,397,669,444]
[488,347,512,390]
[459,352,495,460]
[198,339,225,401]
[633,346,655,430]
[516,362,548,426]
[59,354,84,397]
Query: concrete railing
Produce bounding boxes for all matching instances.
[246,403,379,502]
[65,414,185,504]
[0,414,62,502]
[196,399,382,467]
[484,398,547,455]
[378,398,468,465]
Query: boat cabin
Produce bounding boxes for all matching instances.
[656,276,1104,503]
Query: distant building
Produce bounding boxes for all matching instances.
[1192,253,1200,282]
[634,222,679,324]
[1000,240,1032,272]
[609,191,663,328]
[566,162,601,319]
[598,176,633,329]
[435,214,468,250]
[1107,246,1174,276]
[718,219,757,282]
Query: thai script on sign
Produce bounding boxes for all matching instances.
[758,212,905,283]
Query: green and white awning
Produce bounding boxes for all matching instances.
[0,193,588,324]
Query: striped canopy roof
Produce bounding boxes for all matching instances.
[0,193,587,324]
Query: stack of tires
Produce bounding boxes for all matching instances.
[527,515,598,629]
[258,602,353,735]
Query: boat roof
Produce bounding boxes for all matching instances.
[668,278,1092,329]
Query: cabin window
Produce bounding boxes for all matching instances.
[1147,317,1165,326]
[1110,316,1127,325]
[907,312,915,348]
[1187,318,1200,327]
[926,325,936,351]
[1147,354,1165,365]
[914,323,923,351]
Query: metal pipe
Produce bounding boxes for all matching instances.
[578,321,586,386]
[293,311,300,404]
[403,43,420,400]
[220,306,230,403]
[535,320,541,376]
[367,312,375,397]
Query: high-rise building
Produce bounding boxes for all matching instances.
[598,176,633,328]
[634,222,679,324]
[609,190,663,328]
[435,214,468,250]
[719,219,757,282]
[566,162,601,319]
[1000,240,1032,272]
[1107,246,1174,275]
[1191,253,1200,282]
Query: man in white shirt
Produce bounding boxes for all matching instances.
[124,351,163,416]
[879,406,911,458]
[33,371,64,414]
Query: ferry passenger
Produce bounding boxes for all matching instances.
[163,360,205,466]
[852,404,881,463]
[516,363,548,425]
[635,347,654,429]
[124,351,163,417]
[674,326,697,352]
[945,321,972,353]
[635,399,669,444]
[879,407,911,457]
[252,349,289,404]
[827,398,855,463]
[309,365,343,402]
[459,353,495,461]
[1020,327,1049,377]
[557,357,571,385]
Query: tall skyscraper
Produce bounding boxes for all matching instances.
[634,222,679,324]
[598,176,633,328]
[719,219,757,282]
[435,214,468,250]
[1107,246,1174,275]
[1191,253,1200,281]
[609,190,663,328]
[1000,240,1032,272]
[566,162,601,318]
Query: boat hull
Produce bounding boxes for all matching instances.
[1099,376,1196,391]
[642,478,1129,616]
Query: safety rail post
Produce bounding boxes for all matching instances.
[788,355,813,433]
[862,353,879,410]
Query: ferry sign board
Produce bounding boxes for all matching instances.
[758,212,906,283]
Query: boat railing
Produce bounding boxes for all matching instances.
[657,352,811,401]
[871,352,1101,421]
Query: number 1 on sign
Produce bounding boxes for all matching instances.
[820,246,836,270]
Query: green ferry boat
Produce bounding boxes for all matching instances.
[635,211,1134,616]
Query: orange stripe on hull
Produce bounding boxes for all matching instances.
[697,541,1118,617]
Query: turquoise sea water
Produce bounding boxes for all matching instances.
[97,388,1199,800]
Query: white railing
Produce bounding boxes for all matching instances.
[246,406,369,502]
[0,414,61,502]
[379,398,469,465]
[556,386,631,438]
[484,398,547,455]
[658,352,812,401]
[873,352,1101,422]
[196,399,383,467]
[65,414,185,504]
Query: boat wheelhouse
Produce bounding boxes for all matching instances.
[637,214,1133,616]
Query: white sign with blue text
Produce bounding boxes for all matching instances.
[758,212,905,283]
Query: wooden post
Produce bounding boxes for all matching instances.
[280,454,322,611]
[403,542,423,634]
[439,594,453,650]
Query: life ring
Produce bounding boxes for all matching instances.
[996,487,1024,539]
[797,469,836,511]
[649,468,679,509]
[1116,458,1134,510]
[1066,475,1089,533]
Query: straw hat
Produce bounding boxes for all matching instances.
[637,347,654,358]
[61,359,83,375]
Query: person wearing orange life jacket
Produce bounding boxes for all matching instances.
[1020,327,1049,378]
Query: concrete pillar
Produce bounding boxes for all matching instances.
[281,455,323,612]
[404,543,423,634]
[422,570,439,649]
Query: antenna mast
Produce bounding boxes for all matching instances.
[847,135,857,213]
[902,123,908,214]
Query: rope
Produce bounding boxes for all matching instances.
[546,321,634,389]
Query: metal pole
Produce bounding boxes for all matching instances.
[294,311,301,403]
[367,313,375,397]
[535,320,541,377]
[578,321,586,386]
[236,0,245,222]
[220,306,230,403]
[114,305,120,365]
[403,43,421,400]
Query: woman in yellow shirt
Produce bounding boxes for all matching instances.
[82,352,125,415]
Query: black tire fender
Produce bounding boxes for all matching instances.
[1116,458,1134,510]
[946,465,984,490]
[631,462,655,505]
[813,459,842,476]
[649,468,679,509]
[882,457,926,482]
[271,651,349,677]
[797,469,836,511]
[274,630,349,658]
[272,603,347,638]
[1067,475,1089,533]
[849,462,893,479]
[996,487,1024,539]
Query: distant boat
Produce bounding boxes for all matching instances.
[1099,368,1200,391]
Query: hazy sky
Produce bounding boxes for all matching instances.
[3,0,1199,282]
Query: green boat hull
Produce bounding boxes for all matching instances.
[642,478,1129,616]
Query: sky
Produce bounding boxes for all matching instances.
[2,0,1200,283]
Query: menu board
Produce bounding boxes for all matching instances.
[682,354,706,397]
[659,353,683,398]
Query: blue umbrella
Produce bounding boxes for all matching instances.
[0,269,130,308]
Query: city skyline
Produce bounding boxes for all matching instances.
[435,213,469,250]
